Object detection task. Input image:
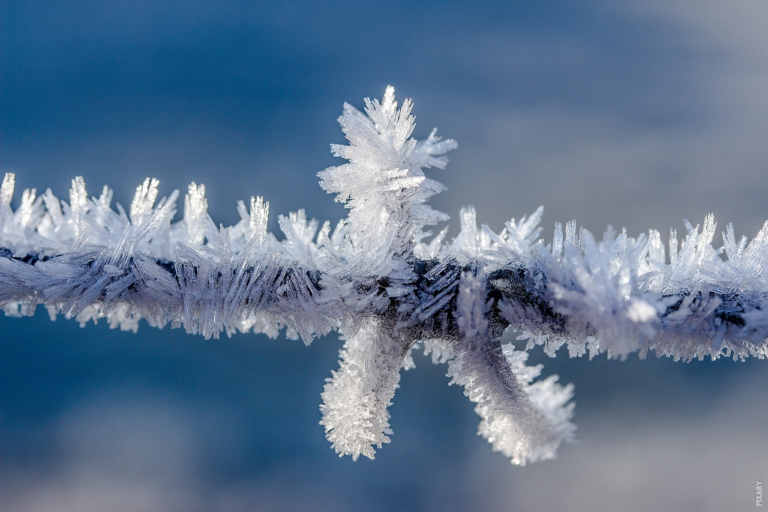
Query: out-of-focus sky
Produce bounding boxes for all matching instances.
[1,2,767,511]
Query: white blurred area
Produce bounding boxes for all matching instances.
[428,1,768,242]
[0,365,765,512]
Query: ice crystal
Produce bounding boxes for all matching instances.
[1,87,766,464]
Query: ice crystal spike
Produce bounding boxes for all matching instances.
[1,87,767,464]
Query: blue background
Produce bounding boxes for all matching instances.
[2,2,767,510]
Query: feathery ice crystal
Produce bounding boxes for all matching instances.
[1,87,766,464]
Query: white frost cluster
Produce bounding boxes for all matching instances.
[446,271,575,465]
[1,87,766,465]
[319,317,407,461]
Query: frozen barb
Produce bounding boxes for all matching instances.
[1,87,766,464]
[447,271,575,465]
[320,318,408,460]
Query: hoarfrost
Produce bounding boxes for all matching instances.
[1,87,766,464]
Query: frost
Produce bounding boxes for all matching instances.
[317,85,456,277]
[320,318,407,460]
[1,87,766,464]
[446,271,575,465]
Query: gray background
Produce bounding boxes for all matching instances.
[1,1,767,511]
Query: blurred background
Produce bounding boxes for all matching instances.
[1,1,767,510]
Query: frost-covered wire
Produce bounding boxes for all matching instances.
[1,87,766,465]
